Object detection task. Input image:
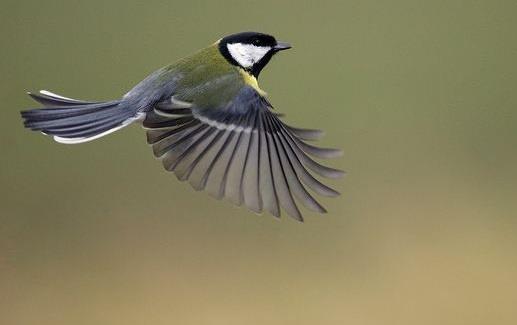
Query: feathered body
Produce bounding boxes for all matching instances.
[21,32,344,221]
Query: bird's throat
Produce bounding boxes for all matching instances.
[239,68,267,96]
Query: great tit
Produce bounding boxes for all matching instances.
[21,31,344,221]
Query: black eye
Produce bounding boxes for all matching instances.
[253,38,261,45]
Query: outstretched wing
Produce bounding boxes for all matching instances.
[143,86,344,221]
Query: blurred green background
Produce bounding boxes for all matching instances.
[1,0,517,324]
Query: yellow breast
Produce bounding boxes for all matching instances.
[238,68,267,97]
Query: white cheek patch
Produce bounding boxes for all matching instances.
[227,43,270,68]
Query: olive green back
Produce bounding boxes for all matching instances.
[161,44,245,108]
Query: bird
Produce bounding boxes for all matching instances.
[21,31,344,221]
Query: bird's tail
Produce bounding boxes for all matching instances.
[21,90,141,144]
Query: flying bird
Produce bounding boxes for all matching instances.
[21,31,344,221]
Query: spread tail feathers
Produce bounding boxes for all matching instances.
[21,90,141,144]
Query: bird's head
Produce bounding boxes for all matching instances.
[218,31,291,78]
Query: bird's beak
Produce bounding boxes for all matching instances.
[274,42,292,51]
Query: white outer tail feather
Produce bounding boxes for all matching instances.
[39,90,81,102]
[53,113,144,144]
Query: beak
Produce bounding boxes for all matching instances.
[274,42,292,51]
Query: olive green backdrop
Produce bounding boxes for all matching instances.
[1,1,517,324]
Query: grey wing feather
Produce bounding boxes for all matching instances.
[241,113,262,213]
[285,125,324,141]
[222,110,257,207]
[204,131,240,199]
[263,115,303,221]
[188,130,233,191]
[144,86,344,221]
[257,113,280,217]
[264,113,327,214]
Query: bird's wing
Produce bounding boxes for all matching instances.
[143,86,344,221]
